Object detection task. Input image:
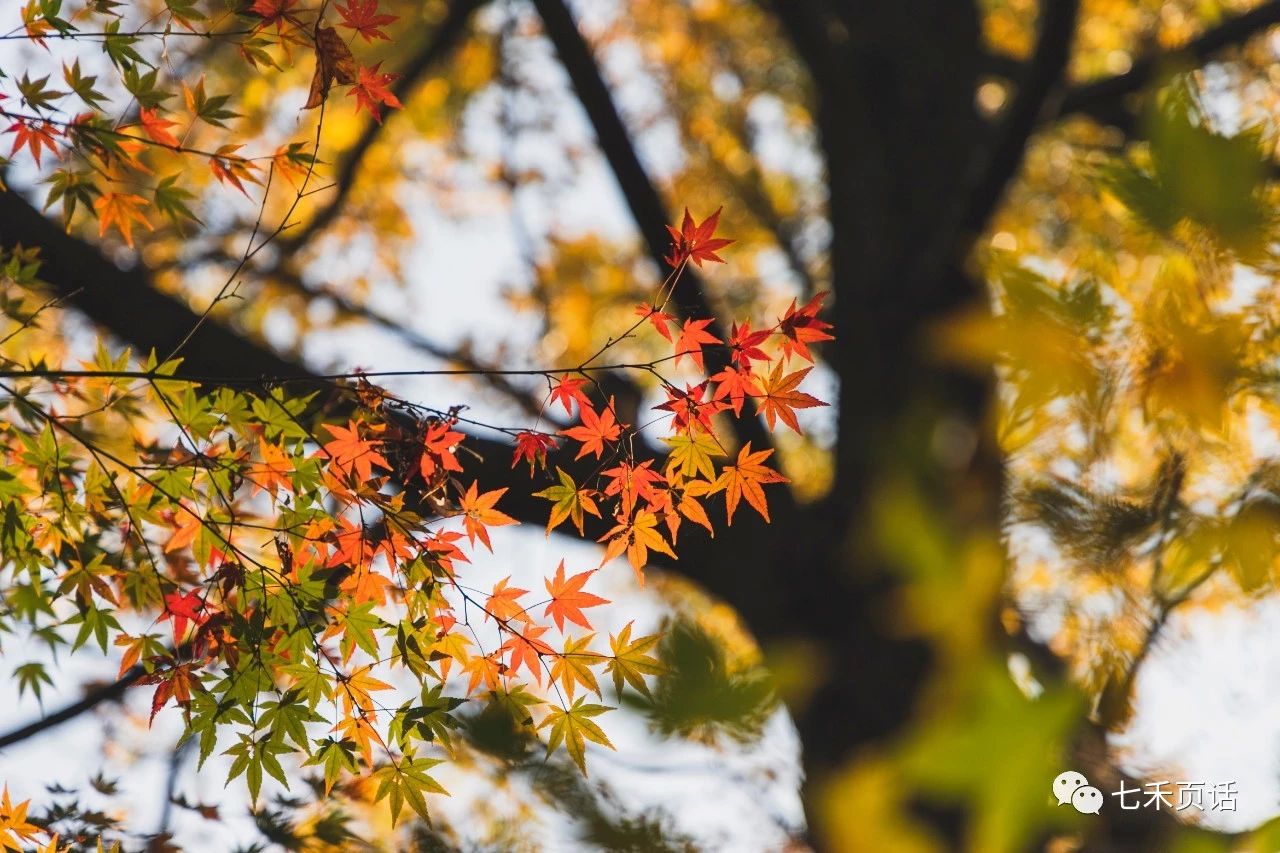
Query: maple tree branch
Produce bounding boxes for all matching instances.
[1058,0,1280,128]
[276,0,483,254]
[529,0,784,474]
[0,666,144,750]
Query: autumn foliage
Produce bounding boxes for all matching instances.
[0,0,834,843]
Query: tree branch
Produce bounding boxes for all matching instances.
[529,0,783,474]
[276,0,483,254]
[1059,0,1280,128]
[959,0,1080,240]
[0,666,143,750]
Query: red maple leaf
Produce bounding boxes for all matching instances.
[655,381,726,434]
[672,318,721,370]
[726,320,771,368]
[561,398,622,459]
[160,590,208,645]
[6,119,60,167]
[544,561,609,631]
[549,374,591,415]
[664,206,734,268]
[419,421,464,480]
[249,0,303,33]
[512,431,557,472]
[635,303,676,341]
[348,62,403,124]
[777,292,834,363]
[336,0,397,42]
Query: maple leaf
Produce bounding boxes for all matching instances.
[419,421,464,480]
[247,437,293,496]
[777,291,835,362]
[348,62,403,124]
[305,26,357,110]
[209,145,263,197]
[320,421,389,482]
[163,507,201,553]
[93,192,152,247]
[534,467,601,535]
[672,318,721,370]
[715,442,788,523]
[635,303,675,341]
[755,363,827,433]
[605,621,663,698]
[249,0,303,33]
[544,561,609,631]
[540,698,615,775]
[486,576,532,624]
[512,431,557,473]
[549,374,591,415]
[710,364,762,417]
[337,0,397,42]
[340,665,393,715]
[599,510,675,584]
[0,787,41,853]
[663,431,724,481]
[463,653,503,695]
[726,320,771,368]
[655,381,726,434]
[602,460,664,517]
[459,482,517,550]
[664,206,734,268]
[500,623,554,683]
[138,107,180,148]
[160,589,207,644]
[550,634,603,700]
[5,118,59,167]
[561,398,622,459]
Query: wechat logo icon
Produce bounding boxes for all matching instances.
[1054,770,1103,814]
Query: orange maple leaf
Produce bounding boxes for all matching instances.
[672,318,721,370]
[94,192,152,247]
[459,482,517,550]
[755,363,827,434]
[486,576,533,624]
[544,561,609,631]
[138,107,181,148]
[599,510,675,584]
[715,442,787,523]
[664,206,734,268]
[247,437,293,496]
[500,623,554,683]
[320,421,389,482]
[561,398,622,460]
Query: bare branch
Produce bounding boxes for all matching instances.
[1059,0,1280,128]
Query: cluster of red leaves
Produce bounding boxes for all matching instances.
[132,206,830,789]
[505,209,834,584]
